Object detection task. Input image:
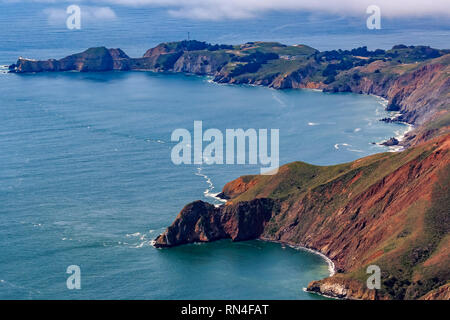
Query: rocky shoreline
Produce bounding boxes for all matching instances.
[9,41,450,149]
[153,133,450,300]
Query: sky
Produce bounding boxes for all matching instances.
[2,0,450,21]
[0,0,448,61]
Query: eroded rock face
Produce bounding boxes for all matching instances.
[154,201,223,248]
[419,283,450,300]
[307,277,385,300]
[155,134,450,299]
[381,137,399,146]
[154,198,278,248]
[325,57,450,127]
[13,47,118,73]
[172,53,225,75]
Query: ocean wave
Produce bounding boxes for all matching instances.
[271,91,287,107]
[373,95,389,108]
[348,148,364,153]
[335,143,364,153]
[334,143,350,150]
[125,229,162,248]
[289,245,336,277]
[394,123,414,142]
[309,121,336,126]
[0,278,41,296]
[0,65,9,74]
[195,167,227,205]
[144,138,166,144]
[375,122,414,152]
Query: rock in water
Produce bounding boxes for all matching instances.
[381,137,399,146]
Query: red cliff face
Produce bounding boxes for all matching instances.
[154,198,278,248]
[325,55,450,128]
[155,134,450,300]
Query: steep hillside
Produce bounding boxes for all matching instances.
[155,134,450,300]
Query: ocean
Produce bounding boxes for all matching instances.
[0,2,446,299]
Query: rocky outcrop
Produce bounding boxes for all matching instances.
[419,283,450,300]
[380,137,399,146]
[216,176,259,200]
[13,47,121,72]
[307,276,387,300]
[154,198,278,248]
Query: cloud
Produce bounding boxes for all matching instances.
[5,0,450,20]
[44,5,116,24]
[103,0,450,20]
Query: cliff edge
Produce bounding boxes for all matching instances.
[9,42,450,147]
[155,134,450,300]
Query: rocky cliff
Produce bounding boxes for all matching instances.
[155,134,450,300]
[9,42,450,147]
[11,47,128,73]
[154,198,278,247]
[10,40,449,300]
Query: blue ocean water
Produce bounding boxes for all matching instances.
[0,70,407,299]
[0,2,445,299]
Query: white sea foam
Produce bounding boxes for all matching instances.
[290,245,336,277]
[395,123,414,142]
[0,65,9,74]
[334,143,350,150]
[195,167,227,205]
[127,228,165,248]
[348,148,364,153]
[308,122,320,126]
[145,138,166,144]
[261,239,335,277]
[378,122,414,152]
[271,91,286,107]
[126,232,141,237]
[373,95,389,108]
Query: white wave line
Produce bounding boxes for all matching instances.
[195,167,227,204]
